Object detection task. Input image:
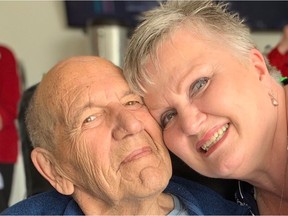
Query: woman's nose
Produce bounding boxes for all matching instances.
[179,105,206,135]
[111,106,144,140]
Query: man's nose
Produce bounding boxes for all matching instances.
[111,106,144,140]
[179,105,206,135]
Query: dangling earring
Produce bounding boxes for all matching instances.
[268,92,279,106]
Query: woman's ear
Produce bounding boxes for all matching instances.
[249,48,270,82]
[31,147,74,195]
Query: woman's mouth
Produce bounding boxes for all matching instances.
[201,123,229,152]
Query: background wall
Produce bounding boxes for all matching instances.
[0,0,284,206]
[0,1,91,90]
[0,0,91,206]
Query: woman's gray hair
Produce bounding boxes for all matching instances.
[123,0,260,96]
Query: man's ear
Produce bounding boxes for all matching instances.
[249,48,270,82]
[31,147,74,195]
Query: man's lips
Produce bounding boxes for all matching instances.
[123,146,152,163]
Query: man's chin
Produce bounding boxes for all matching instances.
[139,166,171,190]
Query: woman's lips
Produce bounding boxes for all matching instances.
[123,146,152,163]
[197,123,230,153]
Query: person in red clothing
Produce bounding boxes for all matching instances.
[0,45,21,211]
[267,25,288,77]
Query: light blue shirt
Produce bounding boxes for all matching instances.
[168,194,189,215]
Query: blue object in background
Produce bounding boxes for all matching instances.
[64,1,164,28]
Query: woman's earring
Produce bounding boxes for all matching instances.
[268,92,279,106]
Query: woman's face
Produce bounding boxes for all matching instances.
[142,28,278,179]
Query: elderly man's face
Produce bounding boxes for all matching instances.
[54,57,172,203]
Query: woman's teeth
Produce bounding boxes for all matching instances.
[201,124,229,152]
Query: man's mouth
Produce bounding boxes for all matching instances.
[123,147,152,163]
[201,123,229,152]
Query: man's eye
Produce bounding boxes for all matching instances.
[160,109,177,129]
[83,115,96,124]
[190,77,209,97]
[125,100,143,110]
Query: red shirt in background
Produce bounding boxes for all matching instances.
[267,47,288,77]
[0,45,21,163]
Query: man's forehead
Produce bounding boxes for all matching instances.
[43,57,119,89]
[37,57,122,108]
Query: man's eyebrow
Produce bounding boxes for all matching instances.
[123,90,137,97]
[70,90,137,124]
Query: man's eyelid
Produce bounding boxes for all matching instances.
[71,103,94,126]
[75,104,102,125]
[83,115,96,124]
[121,91,143,102]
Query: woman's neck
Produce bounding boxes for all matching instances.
[252,85,288,214]
[256,179,288,215]
[254,139,288,215]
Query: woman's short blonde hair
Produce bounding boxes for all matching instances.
[123,0,280,95]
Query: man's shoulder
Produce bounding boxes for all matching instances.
[166,176,251,215]
[1,190,77,215]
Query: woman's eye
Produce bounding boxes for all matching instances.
[125,100,143,110]
[190,77,209,97]
[160,109,177,129]
[83,115,96,124]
